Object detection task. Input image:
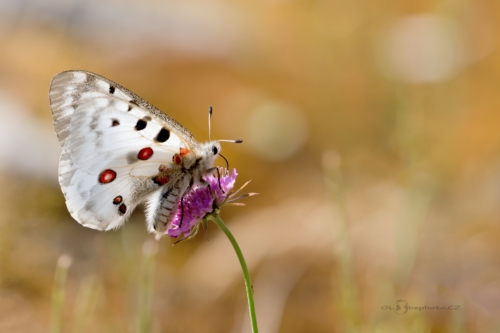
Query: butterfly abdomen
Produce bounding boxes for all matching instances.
[146,176,190,235]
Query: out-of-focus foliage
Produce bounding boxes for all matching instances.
[0,0,499,332]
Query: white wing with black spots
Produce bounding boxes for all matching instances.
[60,97,184,231]
[49,70,200,152]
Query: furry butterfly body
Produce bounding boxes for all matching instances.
[49,70,223,238]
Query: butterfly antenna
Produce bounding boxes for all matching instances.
[208,106,213,141]
[218,140,243,143]
[209,107,243,144]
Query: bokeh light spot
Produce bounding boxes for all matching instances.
[377,14,465,84]
[246,101,308,162]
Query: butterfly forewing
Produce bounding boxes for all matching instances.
[49,70,200,151]
[67,98,183,174]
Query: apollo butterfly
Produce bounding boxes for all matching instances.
[49,70,240,238]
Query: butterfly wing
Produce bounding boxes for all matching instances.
[59,96,191,231]
[49,70,200,152]
[50,70,205,236]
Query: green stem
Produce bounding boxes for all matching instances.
[210,214,259,333]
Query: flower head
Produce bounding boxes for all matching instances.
[167,168,256,242]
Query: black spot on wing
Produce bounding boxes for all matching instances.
[112,119,120,127]
[135,119,147,131]
[109,86,115,94]
[156,128,170,142]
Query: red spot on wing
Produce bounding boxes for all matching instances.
[180,148,190,156]
[173,154,181,164]
[153,175,170,185]
[113,196,122,204]
[138,147,153,160]
[119,204,127,214]
[99,169,116,184]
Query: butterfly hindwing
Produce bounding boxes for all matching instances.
[61,97,186,230]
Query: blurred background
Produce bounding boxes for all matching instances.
[0,0,499,332]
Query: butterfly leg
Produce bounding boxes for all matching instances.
[179,196,184,227]
[203,167,224,194]
[216,167,225,194]
[198,178,213,197]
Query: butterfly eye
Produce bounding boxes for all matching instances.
[212,146,218,155]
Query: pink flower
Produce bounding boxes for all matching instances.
[166,168,256,242]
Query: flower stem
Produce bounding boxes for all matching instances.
[210,215,259,333]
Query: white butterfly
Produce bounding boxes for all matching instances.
[49,70,240,238]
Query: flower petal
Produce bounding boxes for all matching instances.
[227,193,259,202]
[229,180,252,199]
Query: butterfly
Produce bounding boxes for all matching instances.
[49,70,241,238]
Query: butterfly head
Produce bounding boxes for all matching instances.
[211,142,221,156]
[200,141,222,169]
